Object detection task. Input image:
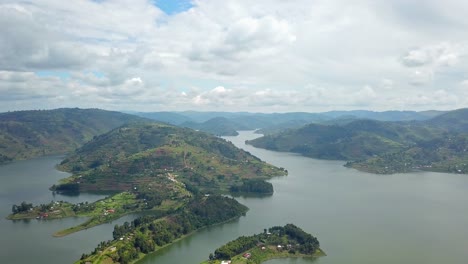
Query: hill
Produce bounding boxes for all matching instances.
[181,117,247,136]
[133,111,192,125]
[0,108,147,164]
[424,108,468,132]
[132,110,441,136]
[247,119,443,161]
[247,110,468,174]
[57,122,286,193]
[202,224,324,264]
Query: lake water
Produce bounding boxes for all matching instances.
[0,156,138,263]
[1,131,468,264]
[138,131,468,264]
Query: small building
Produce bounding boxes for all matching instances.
[243,253,251,258]
[221,261,231,264]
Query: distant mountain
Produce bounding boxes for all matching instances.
[0,108,147,164]
[58,122,285,192]
[133,110,443,136]
[133,111,192,125]
[322,110,445,121]
[181,117,247,136]
[247,109,468,174]
[425,108,468,132]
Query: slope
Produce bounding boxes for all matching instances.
[57,122,286,193]
[0,108,147,164]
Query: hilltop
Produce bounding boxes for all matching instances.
[57,122,286,193]
[202,224,324,264]
[0,108,147,164]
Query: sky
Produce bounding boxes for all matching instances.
[1,0,468,113]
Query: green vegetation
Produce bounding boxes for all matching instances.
[181,117,244,136]
[76,195,248,264]
[248,108,468,174]
[56,122,286,194]
[0,108,147,164]
[136,110,442,136]
[230,179,273,194]
[7,190,188,237]
[8,121,284,240]
[201,224,325,264]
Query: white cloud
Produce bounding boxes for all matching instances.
[1,0,468,112]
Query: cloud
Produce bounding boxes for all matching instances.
[1,0,468,112]
[401,42,462,67]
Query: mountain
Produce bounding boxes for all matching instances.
[247,110,468,174]
[133,110,442,136]
[424,108,468,132]
[133,111,192,125]
[247,119,443,161]
[0,108,148,164]
[57,122,286,193]
[181,117,247,136]
[322,110,445,121]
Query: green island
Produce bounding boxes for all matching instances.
[201,224,325,264]
[76,195,248,264]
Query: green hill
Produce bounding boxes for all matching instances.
[181,117,246,136]
[57,122,286,193]
[247,111,468,174]
[425,108,468,132]
[0,108,147,164]
[247,119,443,161]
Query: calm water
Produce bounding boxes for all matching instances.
[138,131,468,264]
[0,156,138,263]
[1,132,468,264]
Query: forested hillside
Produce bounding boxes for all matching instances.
[57,122,286,193]
[248,108,468,174]
[0,108,147,164]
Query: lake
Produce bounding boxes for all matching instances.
[0,156,138,263]
[1,131,468,263]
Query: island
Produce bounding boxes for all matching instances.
[201,224,325,264]
[76,195,248,264]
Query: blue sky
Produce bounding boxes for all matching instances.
[153,0,193,15]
